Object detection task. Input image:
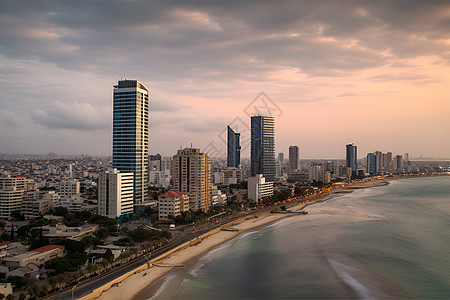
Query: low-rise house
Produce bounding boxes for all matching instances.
[0,242,28,260]
[6,242,28,256]
[0,242,10,260]
[4,245,65,268]
[89,245,126,260]
[42,224,99,241]
[7,263,39,278]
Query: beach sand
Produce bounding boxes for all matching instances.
[92,178,389,300]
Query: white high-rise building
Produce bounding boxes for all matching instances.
[98,169,134,218]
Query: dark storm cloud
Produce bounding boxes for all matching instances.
[1,0,449,82]
[1,0,450,155]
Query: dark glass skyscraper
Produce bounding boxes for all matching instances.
[346,143,357,177]
[289,145,299,170]
[251,116,275,182]
[367,153,377,175]
[227,126,241,168]
[113,80,149,211]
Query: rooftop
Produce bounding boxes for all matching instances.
[32,245,65,253]
[159,191,186,198]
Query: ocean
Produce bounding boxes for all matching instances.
[136,176,450,299]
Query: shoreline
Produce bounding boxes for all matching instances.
[91,175,440,300]
[92,178,390,300]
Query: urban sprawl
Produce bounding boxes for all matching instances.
[0,80,449,299]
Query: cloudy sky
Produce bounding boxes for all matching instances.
[1,0,449,159]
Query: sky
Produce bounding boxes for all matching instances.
[0,0,449,159]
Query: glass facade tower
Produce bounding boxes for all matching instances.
[346,143,357,177]
[251,116,276,182]
[227,126,241,168]
[113,80,149,210]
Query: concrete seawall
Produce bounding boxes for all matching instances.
[80,227,222,300]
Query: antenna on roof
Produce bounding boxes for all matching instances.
[191,143,193,148]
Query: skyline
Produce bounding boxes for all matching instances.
[1,1,450,158]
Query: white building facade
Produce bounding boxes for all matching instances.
[98,169,134,218]
[248,174,274,202]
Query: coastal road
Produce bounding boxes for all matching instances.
[47,194,314,299]
[47,224,224,300]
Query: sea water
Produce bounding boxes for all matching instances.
[136,176,450,299]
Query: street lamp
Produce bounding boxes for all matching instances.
[144,253,151,267]
[72,285,77,300]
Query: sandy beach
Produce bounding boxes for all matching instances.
[90,178,390,300]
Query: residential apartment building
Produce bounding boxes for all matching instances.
[172,148,212,212]
[158,191,189,221]
[98,169,134,218]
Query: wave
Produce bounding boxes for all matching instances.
[265,219,286,228]
[188,241,233,277]
[327,258,375,300]
[253,233,263,240]
[238,230,260,240]
[147,273,177,300]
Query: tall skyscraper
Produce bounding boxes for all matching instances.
[98,169,134,218]
[227,126,241,168]
[172,148,212,212]
[383,152,392,171]
[367,153,377,175]
[112,80,149,211]
[374,151,383,174]
[346,143,357,177]
[289,145,300,171]
[251,116,276,182]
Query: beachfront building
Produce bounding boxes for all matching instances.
[346,143,358,177]
[251,116,276,182]
[158,191,189,222]
[172,148,212,212]
[113,79,149,212]
[227,126,241,168]
[383,152,393,172]
[289,146,300,171]
[367,153,377,175]
[248,174,274,202]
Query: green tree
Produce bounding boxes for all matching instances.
[53,207,68,217]
[6,276,28,289]
[80,235,100,249]
[52,239,84,254]
[95,227,110,239]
